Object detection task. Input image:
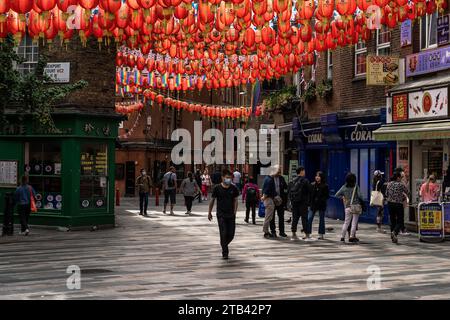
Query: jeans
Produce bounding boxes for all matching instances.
[307,210,326,235]
[139,192,149,214]
[17,204,31,232]
[388,202,404,235]
[184,196,194,212]
[341,208,359,238]
[291,203,308,233]
[218,216,236,257]
[270,205,285,235]
[375,205,384,226]
[245,200,257,223]
[262,198,275,234]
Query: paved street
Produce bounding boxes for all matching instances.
[1,195,450,300]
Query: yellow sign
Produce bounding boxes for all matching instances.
[366,55,400,86]
[420,209,443,230]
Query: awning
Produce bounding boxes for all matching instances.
[373,120,450,141]
[388,73,450,95]
[277,123,292,132]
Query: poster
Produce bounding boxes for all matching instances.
[0,160,18,187]
[392,94,408,122]
[406,45,450,77]
[400,20,412,47]
[408,87,448,120]
[366,55,399,86]
[437,14,450,46]
[442,203,450,236]
[418,202,444,240]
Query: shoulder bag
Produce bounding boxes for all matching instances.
[349,186,362,215]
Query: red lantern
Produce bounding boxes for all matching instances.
[10,0,33,15]
[35,0,57,12]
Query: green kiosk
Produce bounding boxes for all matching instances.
[0,108,121,228]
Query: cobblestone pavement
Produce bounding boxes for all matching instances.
[1,196,450,300]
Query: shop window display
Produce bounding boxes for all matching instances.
[25,142,62,210]
[80,144,108,209]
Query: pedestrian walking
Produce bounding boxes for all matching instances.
[208,169,240,260]
[14,175,36,236]
[136,168,153,216]
[201,169,212,201]
[180,172,200,215]
[194,169,203,203]
[242,177,260,224]
[386,171,410,244]
[162,166,177,215]
[371,170,386,233]
[233,169,242,192]
[335,173,365,243]
[288,166,311,240]
[420,175,440,202]
[392,167,410,236]
[307,171,329,240]
[270,165,288,237]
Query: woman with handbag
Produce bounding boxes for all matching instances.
[14,175,37,236]
[386,172,410,244]
[335,173,364,243]
[371,170,386,233]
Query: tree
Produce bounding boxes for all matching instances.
[0,35,88,132]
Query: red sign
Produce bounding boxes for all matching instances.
[392,94,408,122]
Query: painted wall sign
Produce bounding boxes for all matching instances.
[392,94,408,122]
[366,55,400,86]
[437,14,450,46]
[400,19,412,47]
[44,63,70,83]
[408,87,448,120]
[406,45,450,77]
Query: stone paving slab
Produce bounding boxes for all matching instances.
[1,197,450,300]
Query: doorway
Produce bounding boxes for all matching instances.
[125,161,135,196]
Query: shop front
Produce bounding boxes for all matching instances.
[0,110,120,228]
[373,73,450,230]
[293,109,396,223]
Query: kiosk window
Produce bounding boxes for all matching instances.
[25,142,62,210]
[80,144,108,209]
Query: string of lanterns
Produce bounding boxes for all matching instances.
[118,108,142,138]
[115,100,144,114]
[1,0,447,81]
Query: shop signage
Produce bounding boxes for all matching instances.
[437,14,450,46]
[84,123,111,137]
[406,45,450,77]
[44,63,70,83]
[307,132,323,144]
[408,87,448,120]
[442,203,450,238]
[418,202,444,242]
[288,160,298,182]
[0,160,18,187]
[400,20,412,47]
[392,94,408,122]
[366,55,399,86]
[348,126,373,142]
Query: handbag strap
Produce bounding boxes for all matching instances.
[350,186,356,205]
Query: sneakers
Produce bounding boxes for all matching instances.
[279,233,288,238]
[185,211,190,215]
[400,231,410,236]
[291,232,298,240]
[340,237,345,243]
[20,229,30,236]
[264,232,271,239]
[162,210,166,215]
[304,237,315,242]
[377,227,386,234]
[170,211,175,215]
[391,232,398,243]
[349,237,359,243]
[244,219,249,223]
[139,212,143,216]
[317,234,324,240]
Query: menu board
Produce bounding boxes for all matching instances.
[366,55,400,86]
[81,150,107,176]
[0,161,18,187]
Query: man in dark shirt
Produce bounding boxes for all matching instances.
[208,169,240,260]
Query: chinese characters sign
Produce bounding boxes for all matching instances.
[84,123,111,137]
[366,55,399,86]
[437,14,450,46]
[408,87,448,120]
[392,94,408,122]
[406,45,450,77]
[418,202,444,240]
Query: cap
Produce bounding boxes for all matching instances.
[374,170,384,176]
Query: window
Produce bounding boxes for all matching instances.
[421,12,438,50]
[327,50,333,80]
[349,148,378,201]
[376,25,391,56]
[25,142,62,210]
[16,36,39,74]
[355,40,367,76]
[80,144,108,209]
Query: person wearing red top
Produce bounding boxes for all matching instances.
[420,175,440,202]
[242,177,260,224]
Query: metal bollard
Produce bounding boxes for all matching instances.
[115,189,120,206]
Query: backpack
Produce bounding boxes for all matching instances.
[246,186,257,202]
[167,173,175,188]
[289,177,306,204]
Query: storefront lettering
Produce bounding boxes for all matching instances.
[308,133,323,144]
[0,124,73,135]
[350,127,373,142]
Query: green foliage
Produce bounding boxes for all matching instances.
[316,79,333,99]
[263,85,297,111]
[0,35,88,132]
[301,81,317,103]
